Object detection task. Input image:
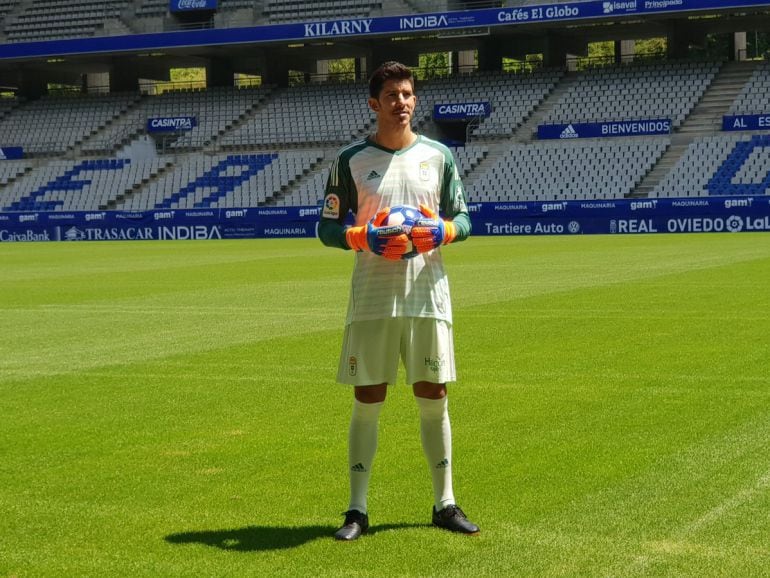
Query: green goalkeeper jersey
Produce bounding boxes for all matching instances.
[319,135,471,325]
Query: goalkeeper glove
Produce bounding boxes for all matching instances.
[345,208,410,260]
[410,204,457,254]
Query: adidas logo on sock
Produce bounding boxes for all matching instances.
[366,170,381,181]
[351,462,367,473]
[436,458,450,469]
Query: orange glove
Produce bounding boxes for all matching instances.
[410,204,457,254]
[345,208,410,260]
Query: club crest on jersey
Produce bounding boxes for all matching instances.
[322,193,340,219]
[419,161,430,181]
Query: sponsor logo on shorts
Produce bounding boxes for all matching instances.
[348,356,357,376]
[424,355,445,374]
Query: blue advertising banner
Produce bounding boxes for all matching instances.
[147,117,197,132]
[2,197,770,242]
[0,207,322,242]
[538,119,672,140]
[722,114,770,131]
[0,146,24,159]
[170,0,217,12]
[2,0,770,59]
[433,102,492,120]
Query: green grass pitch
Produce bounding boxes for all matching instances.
[2,233,770,577]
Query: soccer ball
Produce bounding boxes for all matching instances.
[382,204,420,260]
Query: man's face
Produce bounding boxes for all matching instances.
[369,78,417,129]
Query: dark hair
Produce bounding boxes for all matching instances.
[368,61,414,99]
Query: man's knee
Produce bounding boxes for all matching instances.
[354,384,388,403]
[412,381,446,400]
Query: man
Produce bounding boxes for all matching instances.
[318,61,478,541]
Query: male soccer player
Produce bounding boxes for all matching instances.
[318,61,478,541]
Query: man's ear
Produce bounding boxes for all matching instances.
[368,97,380,112]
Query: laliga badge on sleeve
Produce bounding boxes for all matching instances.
[322,193,341,219]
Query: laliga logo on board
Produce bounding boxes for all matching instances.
[726,216,744,233]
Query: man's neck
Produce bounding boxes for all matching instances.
[373,127,417,151]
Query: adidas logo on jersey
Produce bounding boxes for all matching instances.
[559,124,579,139]
[351,462,367,472]
[366,170,381,181]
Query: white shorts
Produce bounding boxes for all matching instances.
[337,317,456,386]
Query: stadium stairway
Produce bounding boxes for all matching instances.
[633,60,757,197]
[674,60,757,141]
[629,141,683,198]
[266,149,331,206]
[461,140,516,198]
[69,94,148,157]
[512,71,579,143]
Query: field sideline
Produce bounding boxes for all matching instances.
[2,234,769,577]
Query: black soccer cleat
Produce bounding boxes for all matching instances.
[334,509,369,541]
[432,505,480,535]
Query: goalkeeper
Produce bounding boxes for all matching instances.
[318,61,477,541]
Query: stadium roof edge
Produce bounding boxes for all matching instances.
[1,0,770,62]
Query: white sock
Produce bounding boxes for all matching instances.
[415,395,455,511]
[347,399,383,514]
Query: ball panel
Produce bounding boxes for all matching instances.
[382,204,420,260]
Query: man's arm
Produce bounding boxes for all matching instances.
[319,155,356,250]
[319,217,349,249]
[439,150,471,243]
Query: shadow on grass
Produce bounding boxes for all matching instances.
[165,523,430,551]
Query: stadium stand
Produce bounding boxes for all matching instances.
[81,85,273,155]
[262,0,382,23]
[416,68,564,137]
[0,159,32,185]
[1,158,170,211]
[0,0,20,20]
[0,94,20,119]
[2,58,770,212]
[3,0,128,42]
[727,60,770,115]
[135,0,169,19]
[218,82,374,148]
[466,138,669,202]
[116,150,324,210]
[0,92,140,155]
[652,134,770,198]
[541,60,719,129]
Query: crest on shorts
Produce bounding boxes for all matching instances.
[348,356,357,376]
[322,193,340,219]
